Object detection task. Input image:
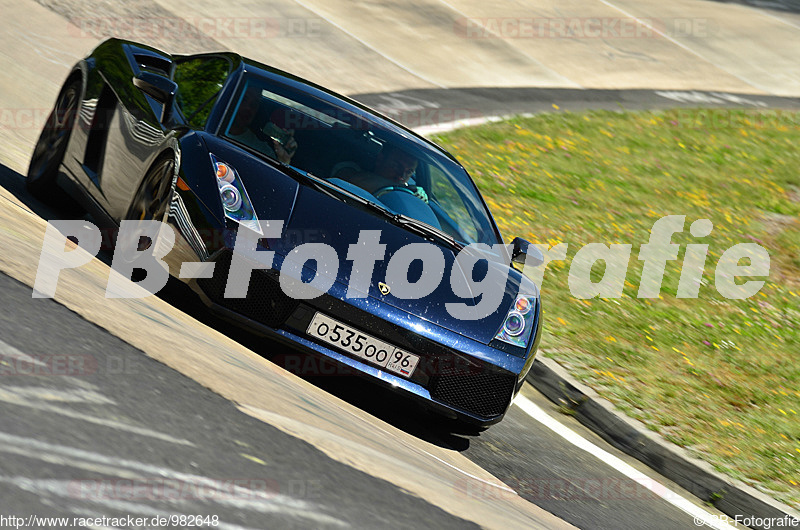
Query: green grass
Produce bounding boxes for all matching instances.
[432,108,800,507]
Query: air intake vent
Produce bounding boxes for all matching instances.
[197,250,298,329]
[129,45,172,76]
[430,368,516,419]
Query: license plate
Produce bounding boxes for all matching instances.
[306,313,420,378]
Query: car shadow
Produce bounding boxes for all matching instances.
[0,161,478,451]
[0,162,75,221]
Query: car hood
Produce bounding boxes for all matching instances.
[264,184,538,345]
[199,138,538,344]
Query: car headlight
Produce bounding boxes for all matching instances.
[219,183,243,212]
[210,154,261,234]
[494,294,537,348]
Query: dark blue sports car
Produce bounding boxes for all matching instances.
[28,38,543,427]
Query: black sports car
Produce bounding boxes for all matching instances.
[28,38,543,426]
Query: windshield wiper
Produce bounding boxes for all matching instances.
[284,167,461,249]
[392,214,461,250]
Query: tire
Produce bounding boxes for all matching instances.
[26,77,82,208]
[125,154,175,224]
[115,154,175,261]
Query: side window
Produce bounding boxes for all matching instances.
[430,165,479,242]
[173,57,231,128]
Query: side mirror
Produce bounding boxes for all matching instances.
[511,237,544,268]
[133,72,178,124]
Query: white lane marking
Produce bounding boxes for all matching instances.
[414,115,509,135]
[513,395,736,530]
[0,346,48,367]
[654,90,768,107]
[0,477,261,530]
[0,339,194,445]
[0,432,347,527]
[290,0,448,88]
[0,386,115,404]
[0,389,195,445]
[435,0,583,88]
[596,0,773,95]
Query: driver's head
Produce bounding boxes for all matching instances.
[375,144,418,186]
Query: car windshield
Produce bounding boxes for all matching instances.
[220,74,501,246]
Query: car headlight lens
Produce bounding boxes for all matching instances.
[219,183,242,212]
[210,154,261,234]
[494,295,537,348]
[503,312,525,336]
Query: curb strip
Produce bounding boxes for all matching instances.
[526,355,800,530]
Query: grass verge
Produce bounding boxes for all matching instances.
[432,108,800,508]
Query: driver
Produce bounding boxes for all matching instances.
[334,143,428,202]
[228,85,297,164]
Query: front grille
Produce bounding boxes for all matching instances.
[197,251,298,328]
[430,368,516,419]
